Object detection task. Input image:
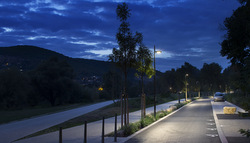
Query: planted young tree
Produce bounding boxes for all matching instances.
[135,34,154,119]
[109,3,140,126]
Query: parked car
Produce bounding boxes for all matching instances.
[213,92,225,102]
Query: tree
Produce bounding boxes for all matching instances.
[221,0,250,65]
[0,68,31,109]
[220,0,250,95]
[200,63,223,93]
[102,70,121,101]
[135,35,154,119]
[222,65,241,92]
[175,62,200,99]
[109,3,140,126]
[31,57,76,106]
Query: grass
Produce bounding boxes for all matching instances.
[0,103,92,124]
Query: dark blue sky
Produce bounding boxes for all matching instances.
[0,0,241,72]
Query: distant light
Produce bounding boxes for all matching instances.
[98,87,103,91]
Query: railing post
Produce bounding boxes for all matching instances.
[59,127,62,143]
[114,113,117,142]
[84,121,87,143]
[102,117,105,143]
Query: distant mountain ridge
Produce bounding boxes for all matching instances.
[0,45,114,78]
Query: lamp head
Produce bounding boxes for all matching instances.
[155,50,162,54]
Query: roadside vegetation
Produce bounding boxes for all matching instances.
[107,100,191,137]
[225,93,250,112]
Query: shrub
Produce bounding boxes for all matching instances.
[239,129,250,138]
[122,123,140,136]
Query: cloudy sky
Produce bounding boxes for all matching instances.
[0,0,241,72]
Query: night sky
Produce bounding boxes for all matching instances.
[0,0,241,72]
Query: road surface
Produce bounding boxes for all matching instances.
[126,98,221,143]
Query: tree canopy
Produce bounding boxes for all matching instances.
[220,0,250,94]
[220,0,250,65]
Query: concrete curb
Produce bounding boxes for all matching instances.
[211,101,228,143]
[119,100,193,143]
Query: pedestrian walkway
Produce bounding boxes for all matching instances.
[14,99,185,143]
[211,100,250,143]
[0,100,114,143]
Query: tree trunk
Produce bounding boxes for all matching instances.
[125,71,129,125]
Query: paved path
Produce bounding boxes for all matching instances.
[125,99,221,143]
[0,100,114,143]
[14,99,185,143]
[211,100,250,143]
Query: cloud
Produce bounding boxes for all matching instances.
[85,49,112,58]
[0,0,241,72]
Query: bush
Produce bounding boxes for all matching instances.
[225,93,250,111]
[122,122,140,136]
[239,129,250,138]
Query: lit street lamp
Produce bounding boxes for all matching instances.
[154,45,162,117]
[185,74,189,101]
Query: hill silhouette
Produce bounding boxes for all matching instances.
[0,45,115,78]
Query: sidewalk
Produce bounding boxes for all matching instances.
[0,100,114,143]
[211,100,250,143]
[14,99,185,143]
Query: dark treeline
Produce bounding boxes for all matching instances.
[0,56,247,110]
[154,62,224,97]
[0,57,95,110]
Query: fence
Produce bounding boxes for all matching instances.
[59,114,118,143]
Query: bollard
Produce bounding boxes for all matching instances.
[102,117,105,143]
[178,93,180,104]
[84,121,87,143]
[59,127,62,143]
[114,113,117,142]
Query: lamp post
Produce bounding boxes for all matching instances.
[185,74,188,101]
[196,81,200,98]
[154,45,162,117]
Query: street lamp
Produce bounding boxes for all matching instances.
[154,45,162,117]
[185,74,189,101]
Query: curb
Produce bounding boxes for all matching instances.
[119,100,193,143]
[211,101,228,143]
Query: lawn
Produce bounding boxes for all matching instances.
[0,103,91,124]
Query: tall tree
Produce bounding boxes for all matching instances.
[221,0,250,65]
[220,0,250,95]
[135,34,154,119]
[201,63,223,93]
[31,57,75,106]
[175,62,200,99]
[109,3,140,126]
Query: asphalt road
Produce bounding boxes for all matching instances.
[126,98,221,143]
